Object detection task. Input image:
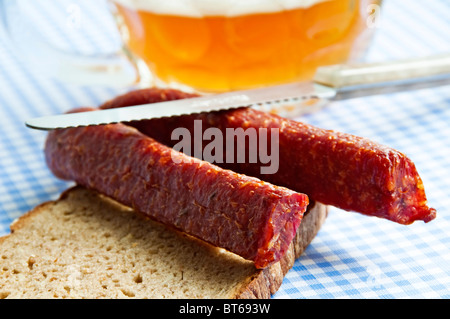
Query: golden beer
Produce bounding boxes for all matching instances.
[113,0,376,92]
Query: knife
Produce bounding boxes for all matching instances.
[26,54,450,130]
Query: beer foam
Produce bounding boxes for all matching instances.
[113,0,330,17]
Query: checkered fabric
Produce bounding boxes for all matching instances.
[0,0,449,298]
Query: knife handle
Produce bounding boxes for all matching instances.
[314,54,450,97]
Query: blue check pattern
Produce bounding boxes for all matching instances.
[0,0,449,299]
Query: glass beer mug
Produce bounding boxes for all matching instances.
[2,0,381,93]
[112,0,380,92]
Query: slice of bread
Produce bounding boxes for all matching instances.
[0,186,327,299]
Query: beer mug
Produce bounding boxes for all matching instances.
[112,0,381,92]
[2,0,381,92]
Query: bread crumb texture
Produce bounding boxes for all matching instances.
[0,188,257,299]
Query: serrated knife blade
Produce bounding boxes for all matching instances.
[25,82,335,130]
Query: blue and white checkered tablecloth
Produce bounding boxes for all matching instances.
[0,0,449,299]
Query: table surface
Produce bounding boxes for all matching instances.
[1,0,449,299]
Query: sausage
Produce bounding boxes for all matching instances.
[44,111,309,269]
[100,88,436,225]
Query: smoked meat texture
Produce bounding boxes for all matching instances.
[100,88,436,225]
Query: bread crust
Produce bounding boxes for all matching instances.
[233,201,328,298]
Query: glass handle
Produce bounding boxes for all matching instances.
[0,0,152,88]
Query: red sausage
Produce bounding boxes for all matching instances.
[44,112,309,269]
[100,88,436,225]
